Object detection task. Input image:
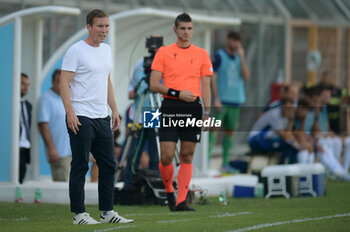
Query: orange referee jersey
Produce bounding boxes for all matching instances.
[151,42,213,97]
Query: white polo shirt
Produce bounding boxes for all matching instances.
[61,40,113,118]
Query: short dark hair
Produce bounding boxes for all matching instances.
[175,13,192,28]
[86,9,108,26]
[52,69,61,82]
[320,85,332,93]
[21,73,28,78]
[297,98,310,108]
[227,31,241,41]
[303,86,321,97]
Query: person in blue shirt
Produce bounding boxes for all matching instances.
[209,31,250,172]
[303,86,350,181]
[38,69,72,181]
[293,98,315,163]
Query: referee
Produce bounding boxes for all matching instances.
[150,13,213,211]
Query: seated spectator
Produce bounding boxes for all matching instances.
[303,86,350,180]
[248,98,299,164]
[318,71,347,134]
[263,84,300,113]
[293,98,315,163]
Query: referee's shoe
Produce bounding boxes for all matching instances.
[176,201,195,211]
[167,192,176,211]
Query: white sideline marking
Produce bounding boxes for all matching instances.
[158,218,201,223]
[125,213,172,217]
[125,212,201,217]
[0,217,28,222]
[14,217,28,221]
[94,225,137,232]
[227,212,350,232]
[211,212,251,218]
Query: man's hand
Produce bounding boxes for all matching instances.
[128,90,137,99]
[236,42,245,58]
[314,106,321,117]
[213,99,222,109]
[111,110,120,132]
[202,114,210,131]
[179,90,196,102]
[284,131,294,141]
[316,145,324,153]
[326,131,335,137]
[48,147,59,163]
[67,111,81,135]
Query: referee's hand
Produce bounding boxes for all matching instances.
[179,90,196,102]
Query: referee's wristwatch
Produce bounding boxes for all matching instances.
[204,111,210,116]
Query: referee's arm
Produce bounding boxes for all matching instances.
[201,75,211,131]
[150,70,196,102]
[149,70,168,95]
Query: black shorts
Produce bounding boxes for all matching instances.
[159,97,203,143]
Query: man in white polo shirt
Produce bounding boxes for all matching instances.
[38,69,71,182]
[60,9,133,225]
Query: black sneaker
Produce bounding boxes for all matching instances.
[167,192,176,212]
[175,201,195,211]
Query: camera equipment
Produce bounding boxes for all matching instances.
[143,36,163,83]
[146,36,163,50]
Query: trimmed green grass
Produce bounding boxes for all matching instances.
[0,181,350,232]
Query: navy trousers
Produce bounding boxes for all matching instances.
[68,116,116,213]
[248,134,298,164]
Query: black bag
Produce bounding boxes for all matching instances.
[114,169,177,205]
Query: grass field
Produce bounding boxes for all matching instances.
[1,180,350,232]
